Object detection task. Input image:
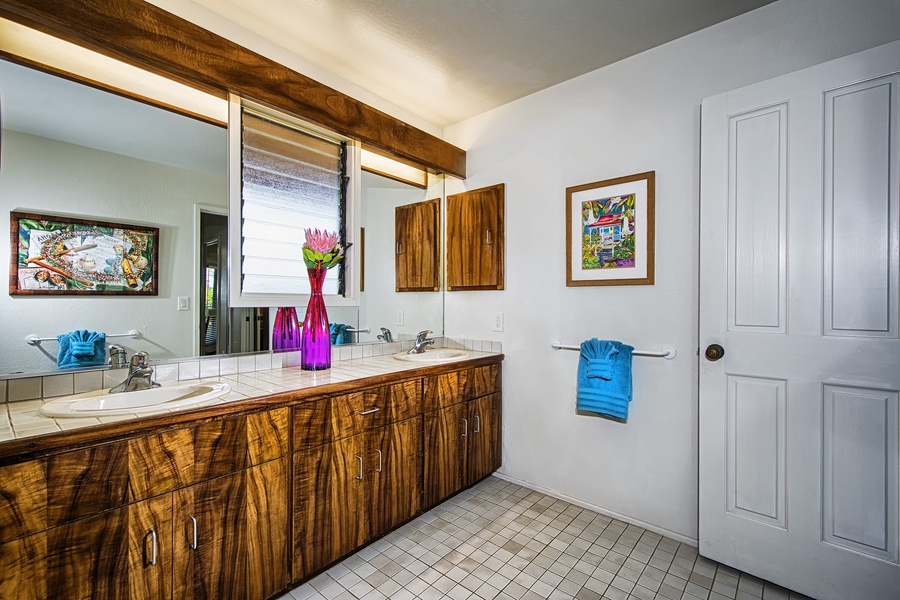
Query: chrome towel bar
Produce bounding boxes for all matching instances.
[551,341,676,360]
[26,329,141,346]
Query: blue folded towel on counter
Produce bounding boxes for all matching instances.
[330,323,350,345]
[577,339,634,420]
[57,330,107,369]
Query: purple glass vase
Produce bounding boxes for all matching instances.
[272,306,301,352]
[300,267,331,370]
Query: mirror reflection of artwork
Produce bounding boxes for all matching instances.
[581,193,636,270]
[10,212,159,295]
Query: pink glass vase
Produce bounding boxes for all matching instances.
[300,267,331,370]
[272,306,301,352]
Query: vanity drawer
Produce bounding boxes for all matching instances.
[293,380,421,450]
[0,460,47,544]
[423,364,501,412]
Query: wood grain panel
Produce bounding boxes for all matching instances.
[468,393,502,485]
[447,184,505,290]
[471,364,502,399]
[46,507,128,600]
[423,405,466,508]
[396,198,441,292]
[293,399,332,451]
[423,370,466,412]
[246,457,290,600]
[46,442,129,528]
[179,471,247,600]
[247,408,290,465]
[171,489,194,600]
[369,418,422,537]
[0,0,466,177]
[128,494,173,600]
[128,427,194,501]
[0,532,46,600]
[293,435,367,579]
[193,416,248,481]
[330,381,421,440]
[0,459,46,544]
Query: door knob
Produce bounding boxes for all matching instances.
[705,344,725,362]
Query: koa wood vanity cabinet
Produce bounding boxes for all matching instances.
[0,356,501,600]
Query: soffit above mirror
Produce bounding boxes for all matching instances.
[0,0,466,177]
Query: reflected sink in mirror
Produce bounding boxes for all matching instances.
[40,381,231,417]
[393,349,470,363]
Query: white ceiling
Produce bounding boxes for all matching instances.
[150,0,777,129]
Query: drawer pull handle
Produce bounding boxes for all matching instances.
[461,417,468,437]
[189,516,198,550]
[356,455,363,480]
[474,414,481,434]
[359,407,380,415]
[375,449,383,473]
[144,529,158,566]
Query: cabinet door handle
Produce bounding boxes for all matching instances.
[396,242,402,255]
[144,529,158,567]
[375,449,383,473]
[358,407,380,415]
[189,516,198,550]
[356,455,363,480]
[485,229,493,245]
[461,417,468,437]
[474,414,481,434]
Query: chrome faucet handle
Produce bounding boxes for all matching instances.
[130,351,149,368]
[415,330,433,343]
[378,327,394,342]
[108,345,127,368]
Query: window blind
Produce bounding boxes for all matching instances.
[240,109,346,295]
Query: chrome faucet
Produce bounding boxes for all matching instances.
[108,351,160,393]
[107,344,127,368]
[377,327,394,343]
[408,330,435,354]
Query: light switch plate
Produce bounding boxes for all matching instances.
[396,309,405,326]
[177,296,190,311]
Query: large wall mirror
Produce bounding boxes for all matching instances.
[0,53,445,377]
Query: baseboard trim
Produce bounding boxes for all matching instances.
[492,471,699,547]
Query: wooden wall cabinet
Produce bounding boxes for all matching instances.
[446,184,505,291]
[395,198,441,292]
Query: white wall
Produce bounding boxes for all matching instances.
[360,173,445,341]
[442,0,900,541]
[1,131,226,375]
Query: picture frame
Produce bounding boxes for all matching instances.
[566,171,655,287]
[9,211,159,295]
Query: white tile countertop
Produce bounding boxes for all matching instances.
[0,350,501,443]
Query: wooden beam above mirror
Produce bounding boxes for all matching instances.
[0,0,466,178]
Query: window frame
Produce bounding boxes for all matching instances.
[228,94,360,309]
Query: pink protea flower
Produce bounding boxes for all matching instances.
[302,228,347,270]
[303,228,339,254]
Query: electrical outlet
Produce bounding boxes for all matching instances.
[492,312,504,332]
[177,296,190,311]
[396,309,405,326]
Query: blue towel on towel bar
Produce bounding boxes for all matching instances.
[577,339,633,420]
[57,330,107,369]
[330,323,350,345]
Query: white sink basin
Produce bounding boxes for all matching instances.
[393,349,470,363]
[40,381,231,418]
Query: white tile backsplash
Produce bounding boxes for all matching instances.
[1,337,501,403]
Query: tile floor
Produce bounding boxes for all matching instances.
[278,476,816,600]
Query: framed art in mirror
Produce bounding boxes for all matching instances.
[565,171,655,287]
[9,211,159,295]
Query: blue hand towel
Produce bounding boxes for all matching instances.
[577,339,634,420]
[57,330,107,369]
[330,323,349,345]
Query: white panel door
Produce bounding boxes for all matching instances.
[699,40,900,600]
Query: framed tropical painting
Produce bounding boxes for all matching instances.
[565,171,655,286]
[9,211,159,295]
